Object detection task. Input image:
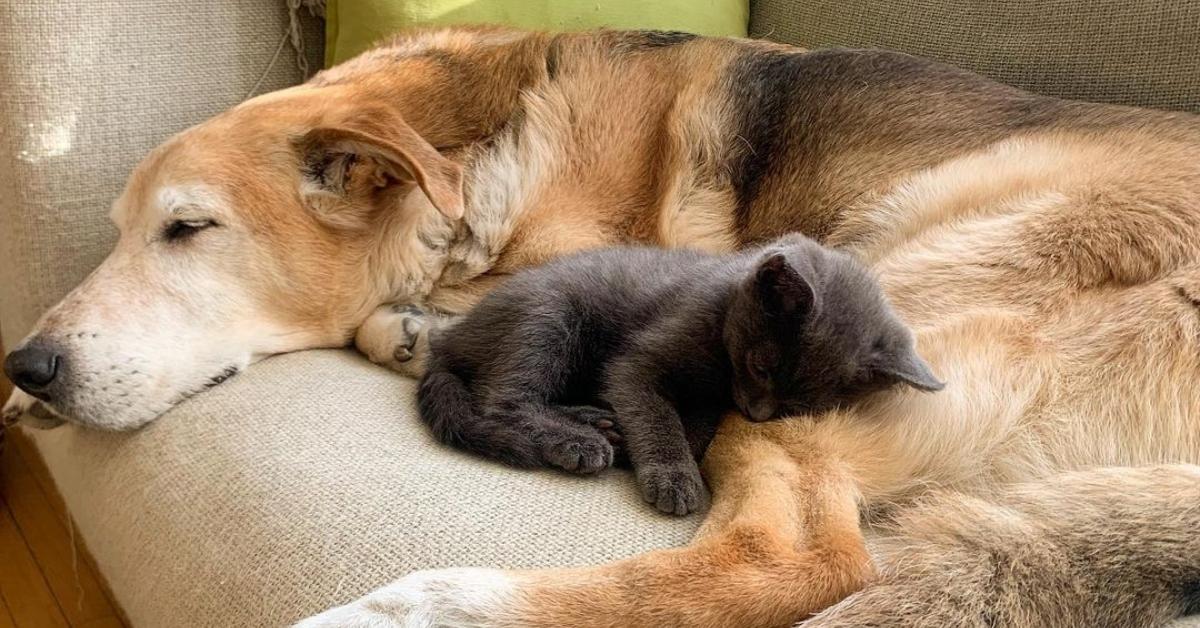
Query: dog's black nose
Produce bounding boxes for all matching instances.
[4,344,62,397]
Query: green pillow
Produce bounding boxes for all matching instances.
[325,0,749,67]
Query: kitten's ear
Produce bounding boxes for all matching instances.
[874,343,945,392]
[755,253,817,317]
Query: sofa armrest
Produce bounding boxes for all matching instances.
[0,1,323,347]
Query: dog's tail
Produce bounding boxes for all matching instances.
[805,465,1200,628]
[417,354,544,468]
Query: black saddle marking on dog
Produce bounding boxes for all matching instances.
[631,30,697,48]
[724,48,1074,237]
[725,50,808,232]
[545,36,563,80]
[1179,580,1200,616]
[614,30,697,53]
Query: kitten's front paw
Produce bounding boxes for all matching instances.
[355,304,431,378]
[540,427,614,475]
[636,463,709,516]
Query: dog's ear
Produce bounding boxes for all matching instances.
[296,108,464,223]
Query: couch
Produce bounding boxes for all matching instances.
[1,1,1197,626]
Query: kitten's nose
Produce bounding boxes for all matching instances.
[747,400,777,422]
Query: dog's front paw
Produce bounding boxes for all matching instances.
[540,425,614,475]
[636,462,709,516]
[295,568,519,628]
[355,304,432,378]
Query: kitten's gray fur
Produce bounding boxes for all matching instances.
[417,234,942,515]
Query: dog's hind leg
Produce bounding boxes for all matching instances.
[295,416,874,628]
[805,465,1200,628]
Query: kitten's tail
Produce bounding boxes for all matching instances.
[417,354,543,468]
[804,465,1200,628]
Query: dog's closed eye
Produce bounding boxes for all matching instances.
[162,219,218,242]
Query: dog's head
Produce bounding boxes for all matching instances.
[2,85,464,430]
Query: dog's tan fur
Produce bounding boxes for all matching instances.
[6,26,1200,625]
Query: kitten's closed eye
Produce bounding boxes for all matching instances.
[750,362,770,381]
[748,348,776,381]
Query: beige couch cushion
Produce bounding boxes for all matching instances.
[29,349,697,627]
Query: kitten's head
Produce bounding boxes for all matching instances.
[724,235,943,422]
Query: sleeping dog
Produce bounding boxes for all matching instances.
[5,27,1200,626]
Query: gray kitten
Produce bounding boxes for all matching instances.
[418,234,943,515]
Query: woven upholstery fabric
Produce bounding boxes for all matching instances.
[28,349,698,627]
[750,0,1200,112]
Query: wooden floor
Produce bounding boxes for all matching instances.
[0,362,128,627]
